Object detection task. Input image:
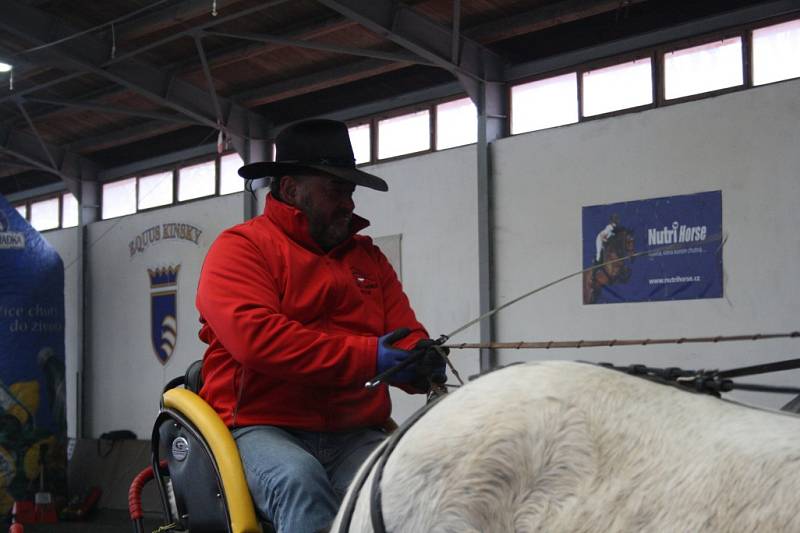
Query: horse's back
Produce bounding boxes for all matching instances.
[360,361,800,532]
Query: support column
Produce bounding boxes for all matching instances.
[475,81,507,372]
[238,130,271,221]
[76,179,99,438]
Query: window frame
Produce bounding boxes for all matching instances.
[509,66,580,135]
[218,150,247,195]
[374,104,435,162]
[136,168,176,213]
[578,52,657,121]
[20,13,800,223]
[28,193,63,232]
[345,120,374,166]
[60,191,80,228]
[101,176,138,220]
[433,95,480,151]
[12,202,28,221]
[748,13,800,88]
[176,156,217,204]
[658,30,747,106]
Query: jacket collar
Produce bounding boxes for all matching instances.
[264,193,370,254]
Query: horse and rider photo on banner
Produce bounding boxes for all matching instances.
[582,190,723,305]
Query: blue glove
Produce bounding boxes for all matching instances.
[376,328,417,384]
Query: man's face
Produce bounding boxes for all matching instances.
[292,174,356,250]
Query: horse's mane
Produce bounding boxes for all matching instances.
[606,225,633,255]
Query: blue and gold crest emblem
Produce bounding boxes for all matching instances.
[148,265,180,364]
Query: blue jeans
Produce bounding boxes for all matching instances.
[232,425,386,533]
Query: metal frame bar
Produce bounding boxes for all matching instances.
[194,33,224,126]
[316,0,503,103]
[0,0,271,139]
[505,0,800,82]
[475,80,507,371]
[204,30,434,65]
[451,0,461,64]
[15,98,56,170]
[0,125,92,197]
[0,0,292,108]
[235,57,408,107]
[465,0,648,42]
[24,96,202,124]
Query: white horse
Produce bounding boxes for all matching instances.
[333,360,800,532]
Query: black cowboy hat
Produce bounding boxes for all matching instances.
[238,119,388,191]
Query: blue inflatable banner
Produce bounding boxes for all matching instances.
[0,195,66,514]
[582,191,723,304]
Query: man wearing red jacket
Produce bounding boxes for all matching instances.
[196,119,445,533]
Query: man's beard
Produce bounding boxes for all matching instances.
[299,197,352,251]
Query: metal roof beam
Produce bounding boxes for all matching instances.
[316,0,504,103]
[67,121,189,153]
[236,57,409,107]
[23,96,202,124]
[0,0,271,144]
[116,0,250,42]
[466,0,648,43]
[169,17,359,74]
[203,30,435,65]
[0,1,291,107]
[4,181,67,203]
[0,125,95,197]
[505,0,800,81]
[317,81,464,124]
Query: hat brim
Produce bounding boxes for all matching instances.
[238,162,388,192]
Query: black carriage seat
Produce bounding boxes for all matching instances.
[184,359,204,394]
[153,360,274,533]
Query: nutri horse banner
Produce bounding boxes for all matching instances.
[582,191,723,305]
[0,195,66,513]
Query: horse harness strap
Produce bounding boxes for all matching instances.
[599,357,800,396]
[716,357,800,379]
[336,395,444,533]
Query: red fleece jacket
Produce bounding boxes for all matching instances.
[196,194,427,430]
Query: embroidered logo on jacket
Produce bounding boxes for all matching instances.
[351,268,378,293]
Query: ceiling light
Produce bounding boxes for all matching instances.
[0,63,12,73]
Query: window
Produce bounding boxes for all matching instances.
[178,160,215,201]
[102,177,136,219]
[138,171,173,210]
[753,19,800,86]
[436,98,478,149]
[220,153,245,195]
[62,193,79,228]
[378,110,430,159]
[30,197,59,231]
[348,124,371,164]
[14,204,26,219]
[664,37,743,100]
[511,73,578,134]
[583,58,653,117]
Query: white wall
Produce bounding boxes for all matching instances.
[493,78,800,409]
[47,149,481,435]
[357,146,482,421]
[43,77,800,436]
[85,194,243,438]
[42,227,80,438]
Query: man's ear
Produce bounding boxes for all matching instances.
[279,175,299,205]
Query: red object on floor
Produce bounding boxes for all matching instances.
[33,503,57,523]
[11,502,34,524]
[12,498,57,524]
[8,523,23,533]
